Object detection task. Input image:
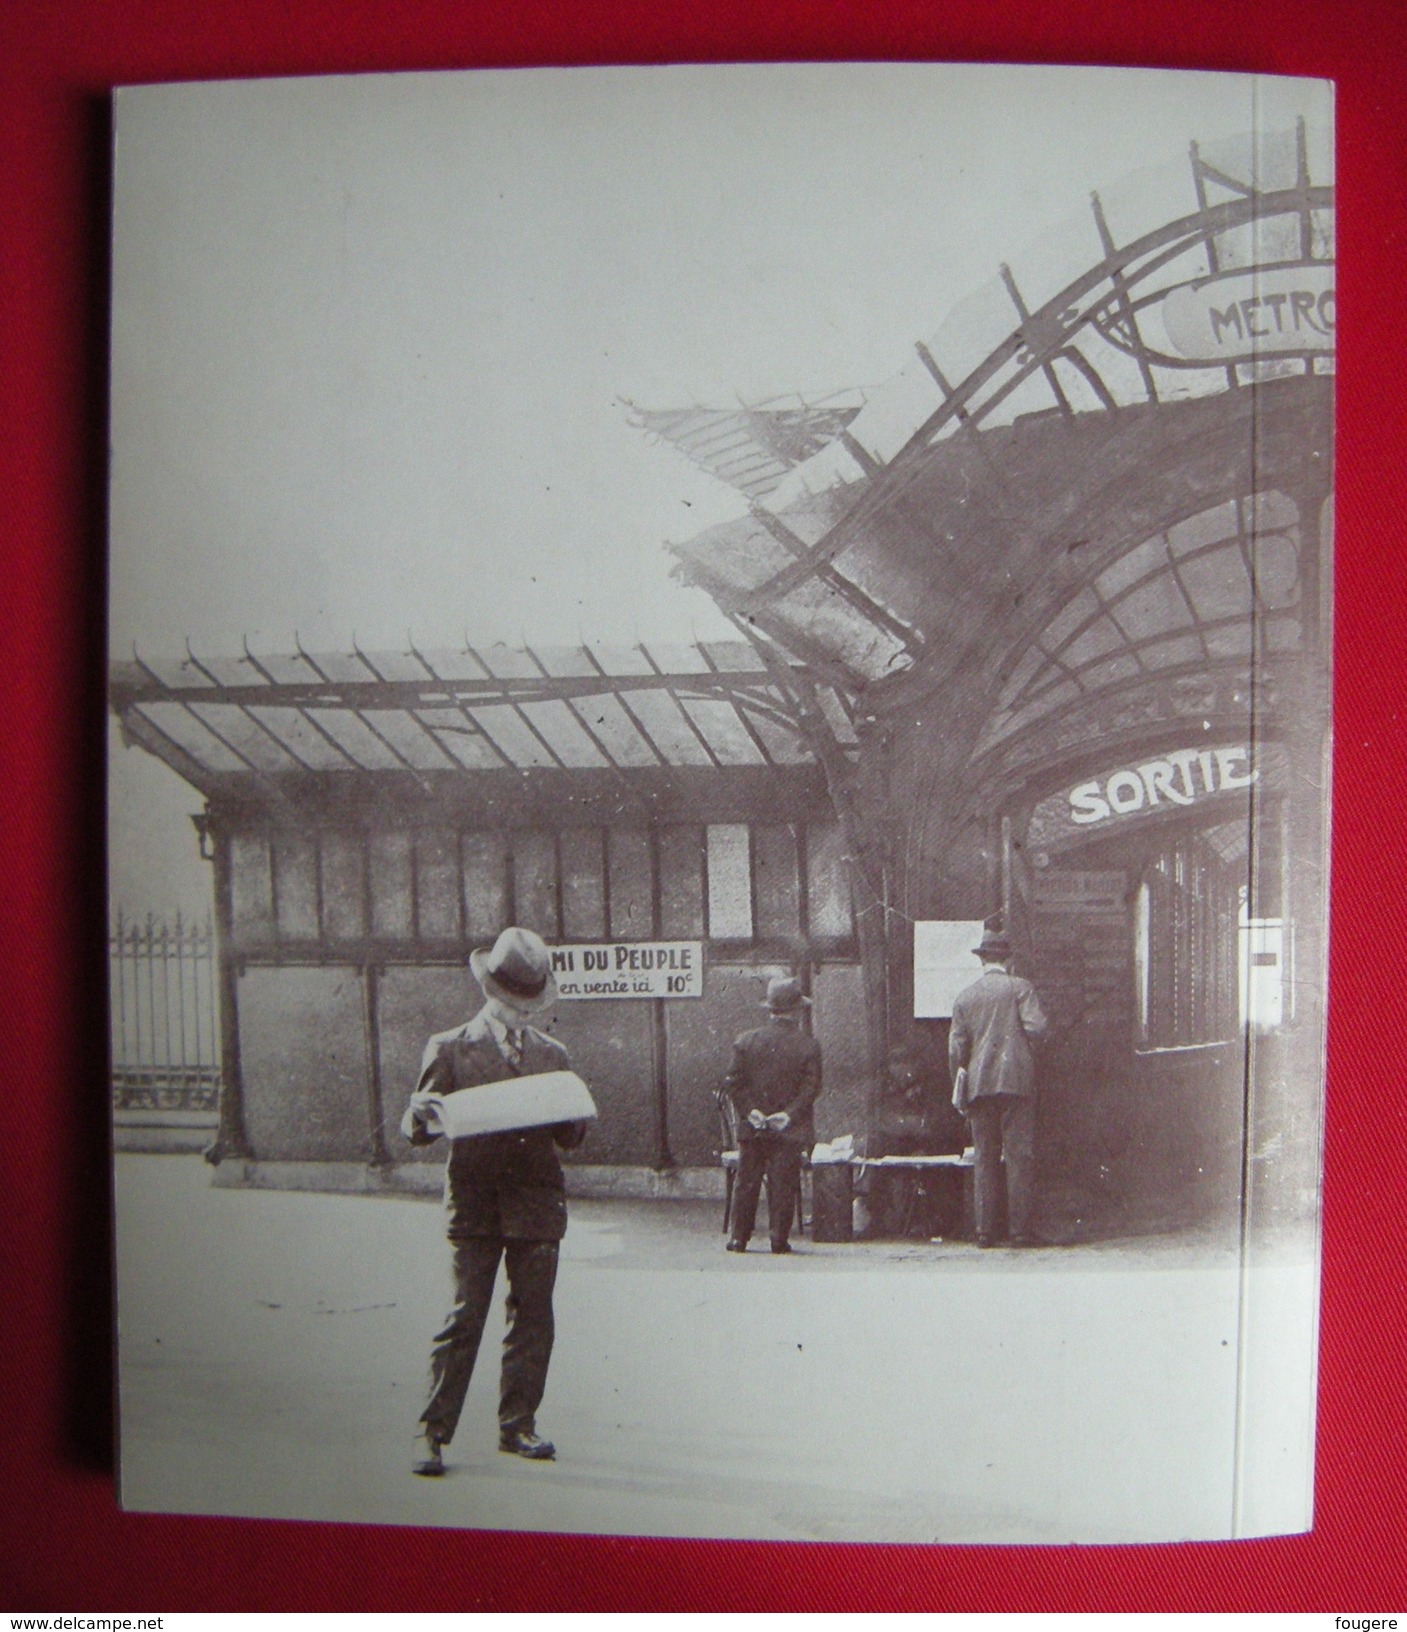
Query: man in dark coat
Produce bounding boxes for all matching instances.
[723,975,822,1255]
[402,926,586,1474]
[949,927,1049,1247]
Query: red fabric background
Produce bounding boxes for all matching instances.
[1,0,1403,1611]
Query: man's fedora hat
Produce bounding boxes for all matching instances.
[470,927,558,1013]
[762,975,812,1013]
[973,928,1013,959]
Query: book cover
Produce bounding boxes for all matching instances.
[107,62,1332,1542]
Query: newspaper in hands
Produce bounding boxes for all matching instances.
[424,1070,597,1139]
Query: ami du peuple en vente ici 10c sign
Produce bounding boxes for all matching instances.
[549,941,704,1000]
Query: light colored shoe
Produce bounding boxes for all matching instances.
[412,1431,445,1476]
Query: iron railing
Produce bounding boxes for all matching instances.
[110,910,221,1112]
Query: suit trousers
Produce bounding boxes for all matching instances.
[420,1236,559,1444]
[968,1094,1036,1242]
[732,1136,802,1246]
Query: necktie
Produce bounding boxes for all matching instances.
[506,1029,524,1070]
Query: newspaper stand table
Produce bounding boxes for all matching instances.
[849,1153,976,1241]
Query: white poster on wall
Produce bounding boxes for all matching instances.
[913,920,985,1018]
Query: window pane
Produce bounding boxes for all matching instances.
[1177,544,1253,622]
[608,829,654,939]
[997,643,1045,709]
[560,827,606,940]
[1060,616,1125,669]
[230,832,274,942]
[1111,573,1194,641]
[512,830,559,939]
[415,829,462,941]
[1167,498,1237,557]
[707,824,753,940]
[754,824,801,940]
[1244,489,1298,533]
[1204,622,1253,659]
[273,833,318,940]
[1141,633,1203,670]
[1079,653,1142,692]
[1134,879,1150,1039]
[321,831,367,941]
[1250,532,1300,609]
[462,832,509,943]
[1095,535,1166,600]
[658,825,705,938]
[369,831,414,939]
[806,822,854,940]
[1040,588,1100,650]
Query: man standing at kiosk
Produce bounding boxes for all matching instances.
[949,927,1049,1248]
[402,926,587,1475]
[723,975,822,1255]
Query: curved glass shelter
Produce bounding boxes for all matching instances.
[653,125,1333,1227]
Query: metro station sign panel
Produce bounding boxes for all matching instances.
[1162,265,1334,363]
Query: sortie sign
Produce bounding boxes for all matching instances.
[550,941,703,1000]
[1161,264,1334,364]
[1067,744,1257,827]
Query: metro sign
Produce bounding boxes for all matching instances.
[1161,264,1334,364]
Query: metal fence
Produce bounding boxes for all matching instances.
[110,910,222,1112]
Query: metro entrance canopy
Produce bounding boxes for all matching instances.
[642,125,1333,1204]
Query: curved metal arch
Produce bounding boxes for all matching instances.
[974,654,1277,786]
[886,189,1332,460]
[961,663,1279,818]
[950,384,1324,708]
[988,491,1304,730]
[745,181,1334,616]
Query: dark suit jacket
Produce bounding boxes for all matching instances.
[401,1009,585,1240]
[724,1018,822,1145]
[948,967,1049,1103]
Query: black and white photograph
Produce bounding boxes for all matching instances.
[107,61,1333,1544]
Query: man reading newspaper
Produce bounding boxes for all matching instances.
[402,926,590,1474]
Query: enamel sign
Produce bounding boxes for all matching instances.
[1067,745,1257,827]
[1162,265,1334,363]
[1024,742,1287,855]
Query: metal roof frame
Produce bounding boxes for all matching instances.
[111,638,854,799]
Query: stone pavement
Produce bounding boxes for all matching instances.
[113,1154,1314,1544]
